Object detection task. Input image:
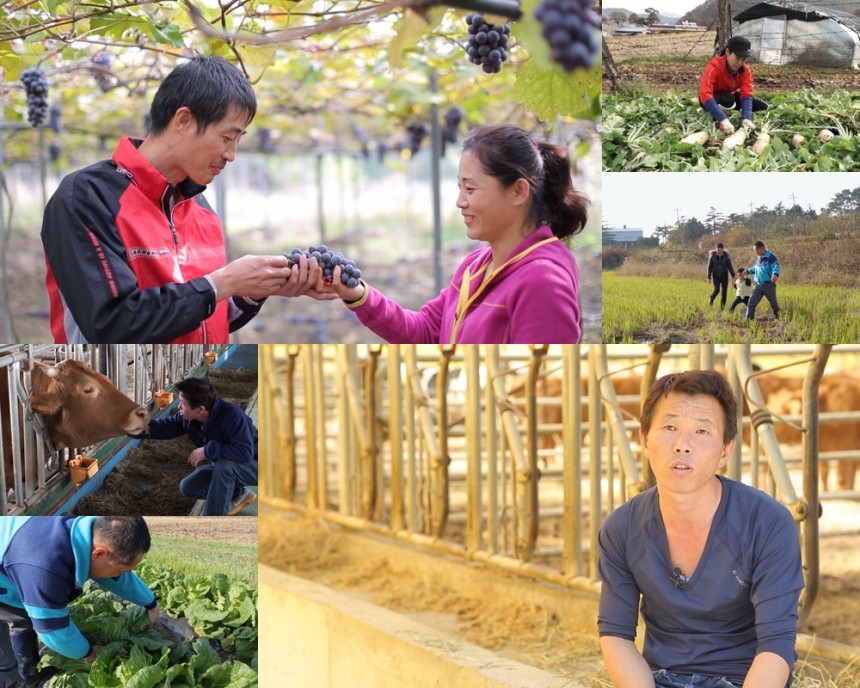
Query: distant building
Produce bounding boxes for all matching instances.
[613,24,649,35]
[650,21,706,32]
[603,225,644,248]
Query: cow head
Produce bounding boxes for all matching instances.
[29,359,149,450]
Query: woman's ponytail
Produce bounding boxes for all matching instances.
[535,142,588,242]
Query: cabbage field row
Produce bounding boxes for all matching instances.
[39,562,257,688]
[603,89,860,171]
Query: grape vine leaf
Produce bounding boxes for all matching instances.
[513,58,600,120]
[510,0,600,120]
[389,8,446,69]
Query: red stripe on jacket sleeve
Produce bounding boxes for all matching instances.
[86,227,120,298]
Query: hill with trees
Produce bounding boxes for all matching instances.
[603,186,860,288]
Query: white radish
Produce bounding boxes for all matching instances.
[723,128,747,150]
[680,131,709,145]
[791,134,806,149]
[752,131,771,157]
[818,129,834,143]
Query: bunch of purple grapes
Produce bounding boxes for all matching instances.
[443,106,464,144]
[286,245,362,288]
[20,68,49,128]
[93,52,113,92]
[406,123,427,155]
[535,0,601,72]
[49,104,62,133]
[464,14,510,74]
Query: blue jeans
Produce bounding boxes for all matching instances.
[652,670,741,688]
[179,460,258,516]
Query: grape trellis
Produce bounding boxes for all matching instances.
[0,0,598,165]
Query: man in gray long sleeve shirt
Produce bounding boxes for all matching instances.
[597,370,803,688]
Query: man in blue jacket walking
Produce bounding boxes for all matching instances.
[0,516,158,688]
[746,240,780,320]
[133,377,258,516]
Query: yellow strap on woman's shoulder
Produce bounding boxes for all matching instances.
[450,236,558,343]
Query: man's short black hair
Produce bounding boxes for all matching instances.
[148,55,256,136]
[176,377,218,411]
[716,242,724,249]
[92,516,151,565]
[754,240,766,249]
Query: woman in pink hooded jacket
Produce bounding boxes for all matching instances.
[320,124,588,343]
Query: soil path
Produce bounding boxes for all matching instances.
[145,516,257,547]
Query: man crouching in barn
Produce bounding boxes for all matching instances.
[0,516,158,688]
[131,377,258,516]
[597,370,803,688]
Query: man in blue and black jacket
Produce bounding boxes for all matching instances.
[132,377,258,516]
[0,516,158,688]
[746,240,781,320]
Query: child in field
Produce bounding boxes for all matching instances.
[729,268,753,313]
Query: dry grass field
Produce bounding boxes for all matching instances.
[604,30,860,94]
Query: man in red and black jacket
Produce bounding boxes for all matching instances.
[41,55,325,344]
[699,36,768,136]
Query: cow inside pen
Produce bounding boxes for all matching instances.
[507,362,860,492]
[0,344,213,514]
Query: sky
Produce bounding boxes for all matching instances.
[603,172,858,236]
[607,0,703,16]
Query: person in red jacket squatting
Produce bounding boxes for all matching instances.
[699,36,769,137]
[41,55,332,344]
[313,124,588,343]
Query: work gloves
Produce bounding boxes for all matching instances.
[719,119,736,135]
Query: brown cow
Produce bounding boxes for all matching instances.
[504,366,860,491]
[28,359,149,450]
[763,373,860,492]
[506,373,644,462]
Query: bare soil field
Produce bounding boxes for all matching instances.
[262,509,860,686]
[604,31,860,94]
[145,516,258,546]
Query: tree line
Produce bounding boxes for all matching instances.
[604,187,860,249]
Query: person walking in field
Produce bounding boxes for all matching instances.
[706,242,736,309]
[728,268,753,314]
[746,240,780,320]
[699,36,768,135]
